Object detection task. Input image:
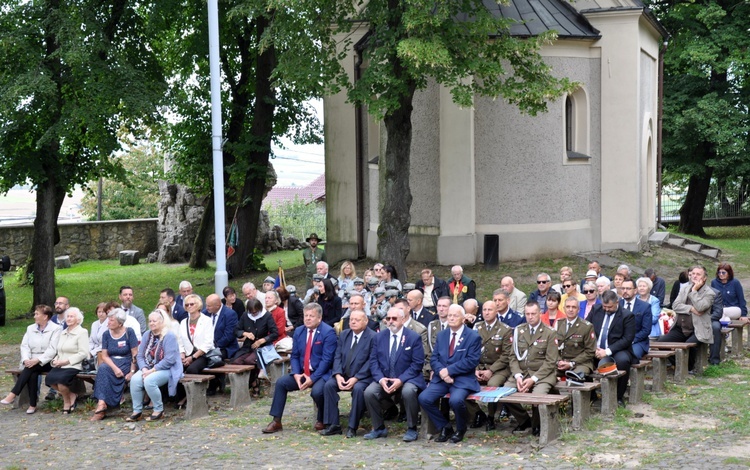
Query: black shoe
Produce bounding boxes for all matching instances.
[320,424,343,436]
[617,399,626,408]
[206,388,217,397]
[449,430,466,443]
[486,417,496,431]
[471,410,486,428]
[397,413,407,423]
[499,407,510,420]
[435,426,455,443]
[532,426,540,437]
[512,419,531,433]
[346,427,356,438]
[45,390,56,401]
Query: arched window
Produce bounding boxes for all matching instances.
[563,87,590,162]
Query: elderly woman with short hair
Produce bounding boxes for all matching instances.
[45,307,89,414]
[127,311,183,422]
[1,305,62,414]
[636,277,662,338]
[175,294,214,408]
[90,308,139,420]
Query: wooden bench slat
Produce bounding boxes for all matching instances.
[649,342,697,350]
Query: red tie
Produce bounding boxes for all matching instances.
[449,332,456,357]
[304,329,314,376]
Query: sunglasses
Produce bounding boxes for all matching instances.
[584,289,596,294]
[718,270,728,275]
[562,284,573,289]
[184,303,195,307]
[385,316,399,321]
[537,280,550,284]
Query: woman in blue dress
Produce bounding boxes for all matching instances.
[90,308,138,420]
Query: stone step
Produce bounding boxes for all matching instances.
[667,237,686,247]
[683,244,703,253]
[648,232,670,245]
[701,248,720,258]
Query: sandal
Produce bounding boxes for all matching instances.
[90,408,107,421]
[250,380,260,398]
[125,412,142,422]
[145,411,164,421]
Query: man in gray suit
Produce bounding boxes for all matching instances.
[119,285,146,334]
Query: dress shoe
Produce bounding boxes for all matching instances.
[346,427,356,438]
[44,390,56,401]
[471,410,486,428]
[262,420,283,434]
[485,416,496,431]
[512,419,532,433]
[617,399,626,408]
[532,426,540,437]
[320,424,343,436]
[314,421,326,431]
[449,430,466,443]
[363,427,388,440]
[397,413,407,423]
[435,425,455,443]
[403,428,419,442]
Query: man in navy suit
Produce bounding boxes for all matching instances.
[160,288,187,323]
[320,310,375,438]
[494,289,526,328]
[419,304,481,443]
[407,290,436,328]
[363,307,426,442]
[619,279,652,359]
[586,291,635,407]
[263,303,338,433]
[204,294,240,394]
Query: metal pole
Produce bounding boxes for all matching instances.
[97,177,103,221]
[208,0,228,295]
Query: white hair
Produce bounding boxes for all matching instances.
[179,280,193,289]
[65,307,84,326]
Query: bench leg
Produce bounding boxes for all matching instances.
[674,350,688,384]
[183,381,210,419]
[599,377,618,418]
[570,390,591,431]
[229,372,252,408]
[537,404,561,446]
[694,343,708,375]
[732,329,743,356]
[266,361,287,399]
[651,358,666,393]
[13,390,30,409]
[628,367,645,405]
[720,335,727,362]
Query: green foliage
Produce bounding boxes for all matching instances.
[265,197,326,241]
[80,130,165,220]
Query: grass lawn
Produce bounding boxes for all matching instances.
[669,225,750,256]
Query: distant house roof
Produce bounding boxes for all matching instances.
[263,173,326,207]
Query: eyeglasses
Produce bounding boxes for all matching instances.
[537,280,550,284]
[562,284,573,289]
[385,316,399,321]
[184,303,195,307]
[584,289,596,294]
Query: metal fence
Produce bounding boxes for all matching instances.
[660,184,750,223]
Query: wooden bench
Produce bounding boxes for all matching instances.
[628,360,652,405]
[5,369,95,409]
[496,393,570,446]
[201,365,255,408]
[180,374,214,419]
[589,369,626,417]
[643,350,675,392]
[554,381,600,430]
[265,354,291,398]
[649,342,697,384]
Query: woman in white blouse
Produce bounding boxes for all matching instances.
[1,305,62,414]
[45,307,89,414]
[175,294,214,408]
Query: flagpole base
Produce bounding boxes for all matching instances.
[215,270,229,296]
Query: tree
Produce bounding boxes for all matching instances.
[649,0,750,236]
[0,0,165,306]
[80,132,165,221]
[156,0,350,272]
[343,1,575,278]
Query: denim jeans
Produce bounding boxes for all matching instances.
[130,369,170,413]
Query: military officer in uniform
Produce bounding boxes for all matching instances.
[427,297,452,354]
[503,301,559,436]
[556,298,596,378]
[468,300,513,430]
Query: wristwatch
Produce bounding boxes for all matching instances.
[570,361,576,368]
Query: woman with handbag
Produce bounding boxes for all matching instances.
[175,294,214,408]
[232,298,278,397]
[126,310,183,422]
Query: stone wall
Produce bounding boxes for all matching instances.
[0,219,158,268]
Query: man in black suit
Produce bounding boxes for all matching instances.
[407,289,436,328]
[321,310,375,438]
[586,291,635,407]
[415,269,449,313]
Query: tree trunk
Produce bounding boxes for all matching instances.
[377,81,416,280]
[678,169,713,237]
[189,193,213,269]
[31,176,66,308]
[227,17,276,275]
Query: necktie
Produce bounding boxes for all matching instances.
[441,323,446,331]
[449,332,457,357]
[599,314,612,349]
[388,335,398,376]
[212,314,218,326]
[530,327,536,337]
[567,322,573,333]
[304,329,314,376]
[345,334,359,377]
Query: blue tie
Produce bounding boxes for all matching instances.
[389,334,398,376]
[599,314,612,349]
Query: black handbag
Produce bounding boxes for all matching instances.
[185,320,224,368]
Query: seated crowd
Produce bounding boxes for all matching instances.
[2,246,746,445]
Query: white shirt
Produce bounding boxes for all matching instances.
[124,315,143,342]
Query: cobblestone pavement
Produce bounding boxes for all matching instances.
[1,347,749,469]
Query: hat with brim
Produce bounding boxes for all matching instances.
[263,276,275,284]
[306,233,323,243]
[312,274,325,281]
[585,270,598,278]
[597,357,618,376]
